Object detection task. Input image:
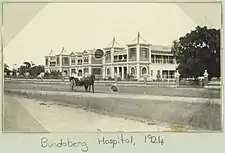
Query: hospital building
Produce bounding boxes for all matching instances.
[44,33,178,81]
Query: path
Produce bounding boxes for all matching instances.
[3,94,169,133]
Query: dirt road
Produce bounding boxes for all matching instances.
[3,94,169,133]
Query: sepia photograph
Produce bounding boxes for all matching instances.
[2,2,222,133]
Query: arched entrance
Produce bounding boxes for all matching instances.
[64,70,68,75]
[131,67,135,76]
[78,69,82,76]
[141,67,147,75]
[107,68,111,75]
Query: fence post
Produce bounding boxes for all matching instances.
[25,72,29,81]
[203,70,209,86]
[115,73,118,85]
[40,72,45,82]
[16,72,19,83]
[175,70,180,87]
[62,72,65,81]
[144,74,147,86]
[10,72,13,80]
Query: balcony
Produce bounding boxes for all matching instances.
[113,59,127,63]
[151,59,176,64]
[50,64,56,67]
[62,63,70,66]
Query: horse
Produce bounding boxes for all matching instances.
[69,74,95,93]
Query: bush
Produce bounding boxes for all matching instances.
[108,76,114,81]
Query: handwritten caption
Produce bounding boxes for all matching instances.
[40,134,164,152]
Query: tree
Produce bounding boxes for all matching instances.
[172,26,220,80]
[29,65,45,77]
[4,63,11,74]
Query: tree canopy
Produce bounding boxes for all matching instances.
[172,26,220,80]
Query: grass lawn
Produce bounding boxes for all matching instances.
[4,82,220,98]
[5,91,222,131]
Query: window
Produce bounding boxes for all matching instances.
[83,56,89,63]
[71,57,76,65]
[156,55,162,64]
[57,57,60,65]
[78,70,82,76]
[114,56,118,62]
[71,69,76,74]
[169,71,175,78]
[157,70,161,79]
[107,68,111,75]
[62,57,69,65]
[162,70,168,78]
[84,68,89,74]
[92,68,101,74]
[151,70,153,76]
[78,59,82,65]
[114,67,117,73]
[45,58,49,66]
[140,48,148,60]
[129,48,136,61]
[50,61,56,67]
[50,56,56,61]
[151,55,155,63]
[142,67,147,75]
[106,51,111,61]
[163,56,167,64]
[168,56,175,64]
[131,67,135,75]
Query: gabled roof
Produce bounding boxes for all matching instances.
[49,49,56,56]
[131,32,149,44]
[59,47,70,55]
[82,50,91,55]
[76,52,83,55]
[106,37,124,48]
[70,52,76,56]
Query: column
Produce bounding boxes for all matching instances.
[111,48,114,78]
[122,66,124,80]
[117,66,119,77]
[88,66,91,74]
[102,54,105,79]
[136,44,140,81]
[59,55,62,72]
[111,65,114,78]
[203,70,209,86]
[149,45,151,80]
[175,70,180,87]
[102,66,105,79]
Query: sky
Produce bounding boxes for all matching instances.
[3,3,221,69]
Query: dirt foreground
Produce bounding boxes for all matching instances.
[5,89,222,132]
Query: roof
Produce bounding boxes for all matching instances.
[131,32,149,44]
[49,49,56,56]
[59,47,70,56]
[106,37,124,48]
[70,52,76,56]
[151,45,171,52]
[82,50,92,55]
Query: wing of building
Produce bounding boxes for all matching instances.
[44,33,178,81]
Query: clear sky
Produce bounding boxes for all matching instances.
[3,3,221,69]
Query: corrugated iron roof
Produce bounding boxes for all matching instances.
[151,45,171,52]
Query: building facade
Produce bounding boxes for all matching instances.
[45,33,178,81]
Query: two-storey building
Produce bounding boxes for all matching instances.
[44,33,178,81]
